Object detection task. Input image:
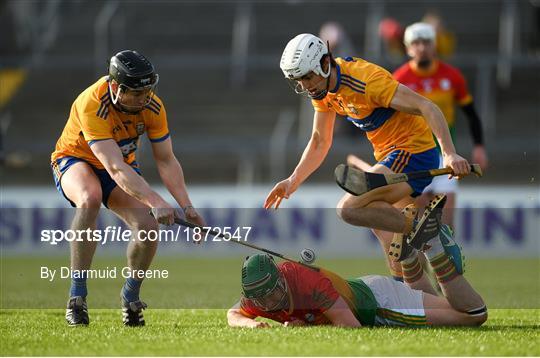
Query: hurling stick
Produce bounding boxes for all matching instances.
[334,164,482,196]
[171,216,321,271]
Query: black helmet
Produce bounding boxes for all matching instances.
[108,50,159,113]
[109,50,158,89]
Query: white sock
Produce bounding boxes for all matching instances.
[423,234,444,261]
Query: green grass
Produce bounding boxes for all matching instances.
[1,257,539,356]
[1,309,538,356]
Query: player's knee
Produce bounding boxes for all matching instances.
[75,190,102,209]
[336,205,361,224]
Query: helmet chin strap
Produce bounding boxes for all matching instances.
[308,58,332,100]
[308,74,331,100]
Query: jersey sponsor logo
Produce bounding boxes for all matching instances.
[346,107,396,132]
[117,138,138,157]
[136,122,145,135]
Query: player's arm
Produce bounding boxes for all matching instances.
[151,137,205,226]
[90,140,174,223]
[227,301,270,328]
[323,296,362,328]
[389,84,470,176]
[461,102,488,169]
[289,110,336,190]
[264,110,336,209]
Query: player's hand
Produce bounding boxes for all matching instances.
[264,178,295,210]
[183,206,206,245]
[472,145,488,171]
[246,320,270,329]
[151,206,176,225]
[283,319,305,327]
[184,206,206,227]
[443,152,470,179]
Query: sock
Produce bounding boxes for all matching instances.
[423,234,444,261]
[122,277,142,303]
[427,252,459,283]
[467,305,488,317]
[70,276,87,298]
[401,252,423,283]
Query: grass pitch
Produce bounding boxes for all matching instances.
[1,257,539,356]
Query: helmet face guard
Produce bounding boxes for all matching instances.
[241,254,289,311]
[109,74,159,114]
[284,62,331,100]
[249,275,288,312]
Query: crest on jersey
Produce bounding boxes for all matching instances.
[440,78,451,91]
[136,122,145,135]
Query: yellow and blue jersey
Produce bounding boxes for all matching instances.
[51,76,170,170]
[311,57,436,162]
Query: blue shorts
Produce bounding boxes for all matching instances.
[378,147,440,197]
[51,156,141,208]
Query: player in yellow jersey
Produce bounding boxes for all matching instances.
[264,34,470,283]
[51,50,205,326]
[349,23,488,228]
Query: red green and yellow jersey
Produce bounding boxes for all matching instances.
[311,57,435,161]
[51,76,170,169]
[240,262,377,326]
[393,60,473,141]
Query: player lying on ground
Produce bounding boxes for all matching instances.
[51,50,205,326]
[227,209,487,328]
[264,33,471,283]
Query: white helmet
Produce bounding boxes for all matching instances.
[280,33,331,80]
[404,23,436,47]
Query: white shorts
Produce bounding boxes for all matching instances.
[361,275,426,327]
[423,154,458,194]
